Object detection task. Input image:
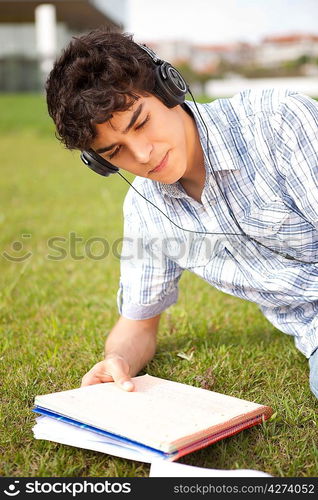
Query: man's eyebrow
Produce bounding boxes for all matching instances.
[95,143,117,154]
[95,104,144,154]
[123,103,143,133]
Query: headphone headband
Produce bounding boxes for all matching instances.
[138,44,163,64]
[138,43,188,108]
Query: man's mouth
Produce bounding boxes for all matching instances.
[148,152,169,174]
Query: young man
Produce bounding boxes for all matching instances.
[46,29,318,399]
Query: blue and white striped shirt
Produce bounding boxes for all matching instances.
[117,88,318,358]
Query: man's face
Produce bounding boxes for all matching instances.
[91,95,196,184]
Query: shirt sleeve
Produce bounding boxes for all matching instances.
[117,210,184,320]
[274,92,318,228]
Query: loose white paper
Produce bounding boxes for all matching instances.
[33,416,167,463]
[149,460,272,477]
[33,417,272,476]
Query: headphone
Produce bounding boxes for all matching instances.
[80,43,188,176]
[79,43,317,264]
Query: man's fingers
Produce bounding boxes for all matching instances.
[81,359,134,391]
[81,371,112,387]
[81,361,113,386]
[119,379,134,391]
[105,357,134,391]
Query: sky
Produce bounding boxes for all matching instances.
[126,0,318,45]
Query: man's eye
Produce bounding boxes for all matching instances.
[108,146,121,160]
[135,114,150,130]
[107,115,150,160]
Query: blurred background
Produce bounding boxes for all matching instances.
[0,0,317,97]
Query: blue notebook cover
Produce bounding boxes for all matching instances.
[33,406,177,460]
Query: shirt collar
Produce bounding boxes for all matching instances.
[155,99,241,201]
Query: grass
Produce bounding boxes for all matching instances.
[0,93,317,478]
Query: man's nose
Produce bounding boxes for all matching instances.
[130,138,153,164]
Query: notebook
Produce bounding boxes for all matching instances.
[32,374,273,461]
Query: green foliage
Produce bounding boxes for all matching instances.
[0,94,317,477]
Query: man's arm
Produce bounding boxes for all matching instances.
[81,314,161,390]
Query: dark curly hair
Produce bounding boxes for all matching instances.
[46,28,157,150]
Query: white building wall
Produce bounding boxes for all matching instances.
[257,40,318,66]
[147,40,192,64]
[0,23,69,58]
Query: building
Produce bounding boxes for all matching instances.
[145,39,256,74]
[256,34,318,67]
[0,0,127,90]
[191,43,255,73]
[146,40,193,66]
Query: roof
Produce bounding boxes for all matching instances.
[263,33,318,44]
[193,44,238,53]
[0,0,123,31]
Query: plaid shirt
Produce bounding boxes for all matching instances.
[117,89,318,358]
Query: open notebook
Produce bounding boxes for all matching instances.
[32,374,273,462]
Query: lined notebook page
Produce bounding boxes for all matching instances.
[35,374,271,452]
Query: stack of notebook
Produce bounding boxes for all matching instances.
[33,374,273,462]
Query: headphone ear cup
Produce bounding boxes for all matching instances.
[81,150,119,177]
[154,62,188,107]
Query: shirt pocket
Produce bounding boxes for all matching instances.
[166,201,291,271]
[237,199,290,240]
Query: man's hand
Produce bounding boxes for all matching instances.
[80,314,160,391]
[81,354,134,391]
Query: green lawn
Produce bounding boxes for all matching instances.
[0,94,317,477]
